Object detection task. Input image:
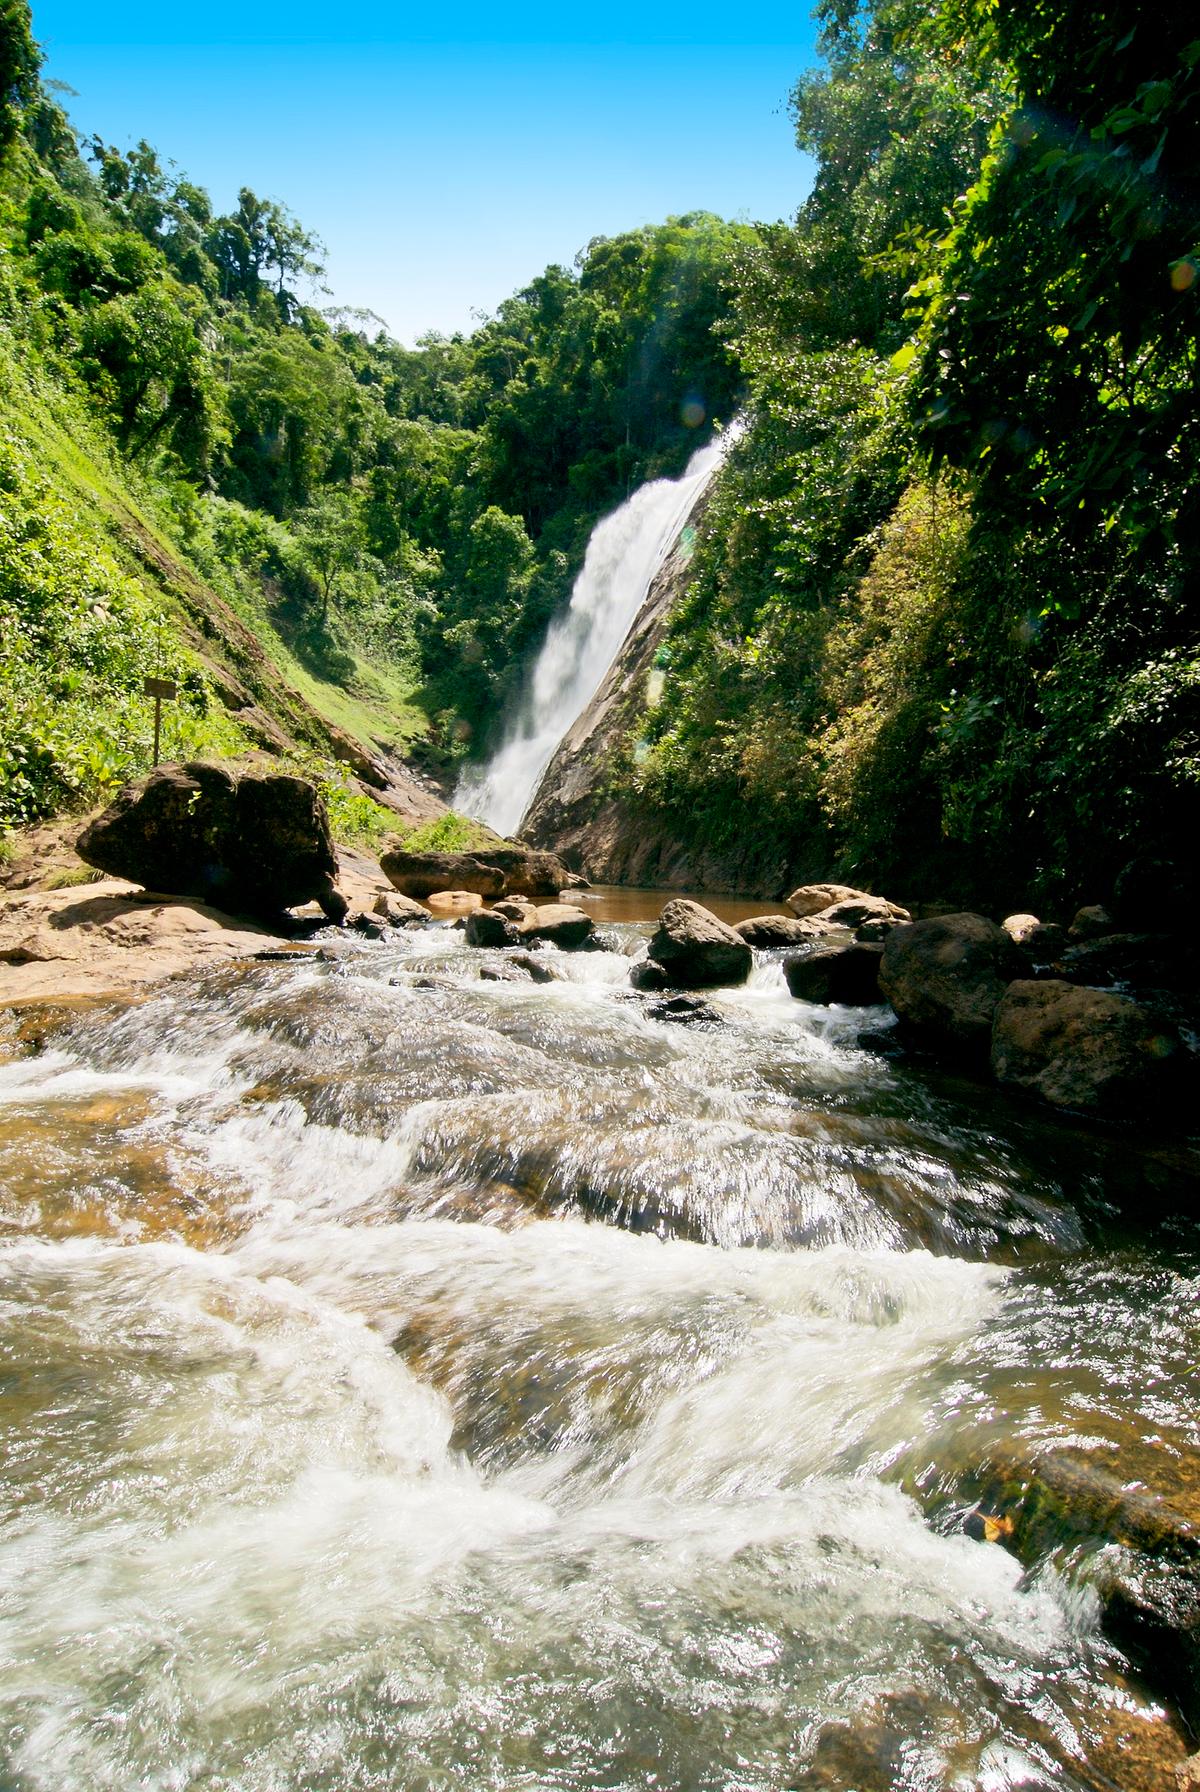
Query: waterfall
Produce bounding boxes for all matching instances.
[455,431,729,837]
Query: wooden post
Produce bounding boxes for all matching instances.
[143,676,177,767]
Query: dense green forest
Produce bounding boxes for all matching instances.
[626,0,1200,905]
[1,0,1197,905]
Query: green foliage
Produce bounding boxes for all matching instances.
[398,811,505,854]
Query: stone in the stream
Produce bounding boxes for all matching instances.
[879,912,1023,1048]
[1002,912,1067,959]
[629,959,670,992]
[464,910,520,948]
[380,849,505,899]
[372,890,429,926]
[785,882,874,918]
[991,979,1189,1113]
[855,914,911,943]
[517,903,594,949]
[1068,903,1117,942]
[467,847,574,897]
[76,762,342,920]
[425,889,485,918]
[784,942,884,1006]
[510,951,558,983]
[811,894,912,928]
[735,914,836,949]
[493,898,539,924]
[645,993,724,1026]
[645,899,752,989]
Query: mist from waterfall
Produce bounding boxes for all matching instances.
[455,431,729,837]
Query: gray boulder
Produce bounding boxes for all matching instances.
[879,912,1023,1047]
[76,762,342,920]
[991,979,1189,1113]
[645,899,753,989]
[784,942,884,1006]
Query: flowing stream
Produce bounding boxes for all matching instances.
[1,910,1198,1789]
[455,436,728,836]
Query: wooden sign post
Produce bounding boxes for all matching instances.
[143,676,177,767]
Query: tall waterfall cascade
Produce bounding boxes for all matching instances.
[455,431,729,837]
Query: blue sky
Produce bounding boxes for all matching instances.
[31,1,821,344]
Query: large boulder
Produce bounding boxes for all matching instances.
[464,910,520,948]
[735,914,837,949]
[879,912,1023,1047]
[76,762,341,919]
[425,890,484,917]
[811,894,911,928]
[991,979,1189,1113]
[784,942,883,1006]
[469,847,574,897]
[518,903,594,949]
[380,850,504,899]
[1068,904,1118,942]
[645,900,752,989]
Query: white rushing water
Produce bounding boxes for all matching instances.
[456,432,729,836]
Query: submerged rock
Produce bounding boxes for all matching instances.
[991,979,1188,1113]
[784,942,883,1006]
[880,912,1022,1048]
[645,993,724,1026]
[645,899,752,989]
[76,762,341,919]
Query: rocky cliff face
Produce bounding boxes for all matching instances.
[520,500,822,895]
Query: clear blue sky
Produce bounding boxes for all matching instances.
[31,1,821,344]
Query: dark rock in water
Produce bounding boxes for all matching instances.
[510,951,557,983]
[991,979,1189,1113]
[645,993,724,1026]
[468,847,573,897]
[493,898,539,924]
[479,961,526,982]
[1002,913,1067,960]
[464,910,520,948]
[372,890,429,926]
[630,959,670,992]
[1068,903,1117,942]
[784,942,883,1006]
[380,850,504,899]
[646,899,752,989]
[348,910,388,940]
[880,912,1023,1048]
[854,915,911,944]
[735,914,835,948]
[76,762,341,920]
[1054,931,1197,994]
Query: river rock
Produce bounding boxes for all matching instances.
[517,904,594,949]
[493,898,539,924]
[812,894,911,928]
[646,994,724,1026]
[854,915,911,943]
[630,959,670,992]
[425,890,485,918]
[467,847,573,897]
[380,850,505,899]
[784,942,883,1006]
[76,762,342,920]
[464,910,520,948]
[991,979,1188,1112]
[645,900,752,989]
[879,912,1023,1047]
[510,951,558,983]
[1002,913,1067,959]
[372,890,429,925]
[785,882,875,918]
[735,914,837,948]
[1068,903,1117,942]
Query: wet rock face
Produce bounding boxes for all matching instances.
[76,763,340,919]
[784,943,883,1007]
[991,979,1188,1113]
[380,851,505,899]
[880,913,1023,1047]
[645,900,752,990]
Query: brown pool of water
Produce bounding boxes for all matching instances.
[565,885,793,925]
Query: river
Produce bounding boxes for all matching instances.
[1,904,1197,1789]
